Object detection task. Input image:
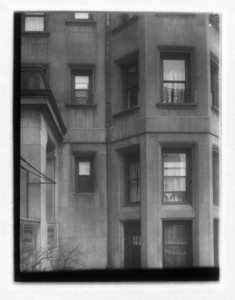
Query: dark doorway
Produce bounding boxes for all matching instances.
[124,221,141,268]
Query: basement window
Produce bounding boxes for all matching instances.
[163,220,193,267]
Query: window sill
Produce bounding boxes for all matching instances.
[162,202,192,206]
[65,20,96,26]
[112,15,139,35]
[76,192,94,195]
[156,103,197,109]
[21,31,50,37]
[66,103,97,109]
[124,202,140,207]
[112,105,140,118]
[20,218,40,223]
[211,105,219,114]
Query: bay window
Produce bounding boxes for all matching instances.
[162,148,192,204]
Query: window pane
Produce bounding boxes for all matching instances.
[213,151,219,206]
[74,12,89,19]
[129,159,140,203]
[164,153,186,176]
[25,16,44,31]
[75,76,89,90]
[21,71,46,89]
[163,83,185,103]
[79,162,90,175]
[75,90,89,98]
[164,177,186,192]
[163,60,185,81]
[164,192,186,203]
[164,222,191,267]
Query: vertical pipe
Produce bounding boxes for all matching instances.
[26,170,29,218]
[105,12,112,268]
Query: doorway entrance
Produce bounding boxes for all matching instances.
[124,221,141,268]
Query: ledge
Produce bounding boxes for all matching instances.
[156,103,197,109]
[21,89,67,142]
[112,105,140,118]
[21,31,50,37]
[112,15,139,35]
[20,218,40,223]
[65,103,97,109]
[211,105,220,115]
[155,13,196,18]
[65,20,96,26]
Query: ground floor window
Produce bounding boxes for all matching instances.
[163,220,192,267]
[214,219,219,266]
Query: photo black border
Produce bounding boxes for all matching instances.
[14,12,219,283]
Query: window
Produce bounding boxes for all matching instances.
[47,224,56,249]
[24,13,45,32]
[20,221,37,260]
[160,51,191,103]
[122,60,138,109]
[125,152,141,204]
[72,71,92,104]
[212,149,219,206]
[163,221,192,267]
[76,156,94,192]
[213,219,219,267]
[46,143,55,223]
[162,148,192,204]
[210,57,219,108]
[74,12,90,19]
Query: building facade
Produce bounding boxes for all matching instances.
[19,12,220,270]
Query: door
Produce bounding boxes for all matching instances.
[124,221,141,268]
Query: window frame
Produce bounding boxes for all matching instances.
[23,13,46,32]
[210,54,219,110]
[114,50,139,111]
[212,147,219,206]
[69,66,94,105]
[122,60,139,109]
[213,219,219,267]
[75,154,95,193]
[162,147,193,205]
[159,47,194,104]
[74,12,92,20]
[162,220,193,268]
[124,152,141,206]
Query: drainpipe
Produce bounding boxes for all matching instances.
[105,12,112,269]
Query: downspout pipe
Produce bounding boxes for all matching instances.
[105,12,112,269]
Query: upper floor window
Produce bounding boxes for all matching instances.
[72,71,92,104]
[125,152,140,205]
[21,65,48,90]
[74,12,90,20]
[24,13,45,32]
[162,148,192,204]
[75,155,94,193]
[210,56,219,109]
[160,51,192,103]
[122,59,138,109]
